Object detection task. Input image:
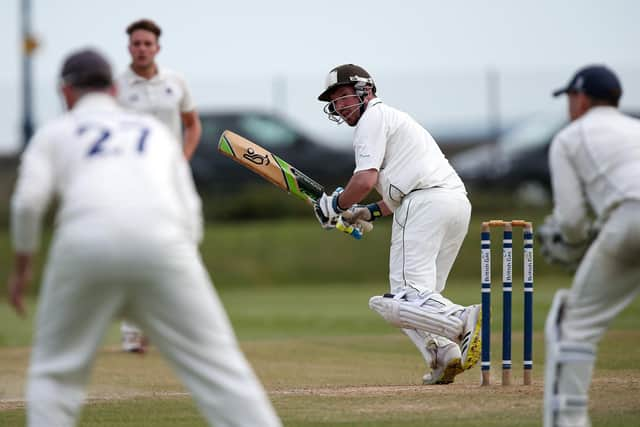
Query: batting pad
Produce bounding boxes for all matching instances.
[544,289,596,427]
[369,295,463,341]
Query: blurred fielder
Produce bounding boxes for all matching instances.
[315,64,482,384]
[117,18,202,353]
[541,65,640,427]
[7,48,281,427]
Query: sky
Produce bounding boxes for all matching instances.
[1,0,640,153]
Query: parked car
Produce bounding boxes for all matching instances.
[190,110,355,193]
[450,110,640,204]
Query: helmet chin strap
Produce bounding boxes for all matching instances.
[358,95,367,116]
[354,83,371,117]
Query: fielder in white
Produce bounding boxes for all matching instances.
[116,18,203,353]
[541,65,640,427]
[7,48,280,427]
[314,64,482,385]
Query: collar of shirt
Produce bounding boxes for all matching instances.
[585,105,619,117]
[72,93,120,112]
[367,97,383,109]
[123,65,167,85]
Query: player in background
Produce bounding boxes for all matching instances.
[541,65,640,427]
[117,18,202,352]
[315,64,482,384]
[7,48,281,427]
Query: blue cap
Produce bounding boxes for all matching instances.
[553,65,622,102]
[60,48,113,89]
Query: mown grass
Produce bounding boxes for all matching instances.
[1,198,639,426]
[1,279,639,426]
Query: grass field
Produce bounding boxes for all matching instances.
[1,218,639,426]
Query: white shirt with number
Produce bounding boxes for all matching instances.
[549,106,640,243]
[116,66,195,142]
[10,92,283,427]
[353,98,465,211]
[11,93,202,253]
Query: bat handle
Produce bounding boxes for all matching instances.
[336,219,363,240]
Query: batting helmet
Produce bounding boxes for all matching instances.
[317,64,376,102]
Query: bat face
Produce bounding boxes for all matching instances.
[218,130,373,239]
[242,147,270,166]
[218,130,324,203]
[218,130,372,239]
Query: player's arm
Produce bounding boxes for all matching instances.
[8,129,55,316]
[181,110,201,161]
[317,168,390,230]
[549,135,591,243]
[339,169,392,216]
[337,169,377,208]
[333,169,389,225]
[337,105,390,215]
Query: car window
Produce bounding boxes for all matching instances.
[498,113,566,156]
[239,115,298,148]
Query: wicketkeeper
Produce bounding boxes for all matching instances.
[315,64,482,384]
[541,64,640,427]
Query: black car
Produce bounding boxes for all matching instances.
[451,109,640,204]
[190,110,355,193]
[450,112,565,201]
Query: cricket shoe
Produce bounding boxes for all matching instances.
[422,339,464,385]
[459,304,482,371]
[122,333,149,354]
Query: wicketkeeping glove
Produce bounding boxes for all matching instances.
[536,215,594,272]
[314,187,345,229]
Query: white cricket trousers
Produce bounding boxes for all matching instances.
[389,187,471,295]
[561,200,640,343]
[554,200,640,427]
[26,222,281,427]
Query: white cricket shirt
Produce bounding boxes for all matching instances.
[550,106,640,243]
[117,66,195,141]
[353,98,465,211]
[11,93,202,253]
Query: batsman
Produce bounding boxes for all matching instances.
[314,64,482,384]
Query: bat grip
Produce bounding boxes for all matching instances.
[313,203,362,240]
[336,219,363,240]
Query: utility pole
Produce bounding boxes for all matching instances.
[21,0,38,147]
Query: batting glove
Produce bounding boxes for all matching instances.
[341,203,382,224]
[314,187,345,229]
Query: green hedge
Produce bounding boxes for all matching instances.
[1,166,566,292]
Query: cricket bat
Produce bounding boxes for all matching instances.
[217,130,372,239]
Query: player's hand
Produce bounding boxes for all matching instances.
[341,218,375,235]
[537,215,592,271]
[7,270,30,317]
[314,188,345,229]
[341,203,382,224]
